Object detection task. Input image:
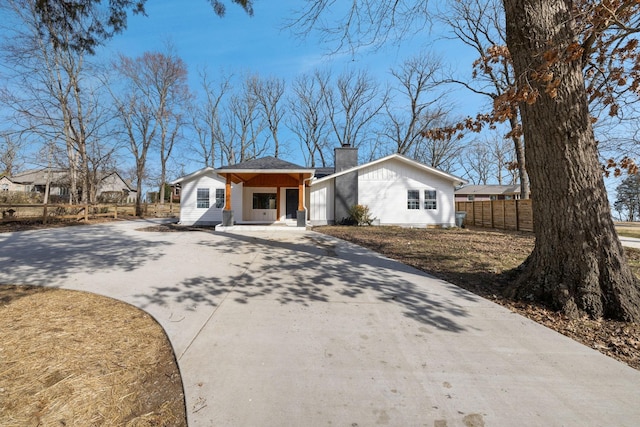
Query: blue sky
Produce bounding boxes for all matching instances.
[94,0,488,175]
[100,1,472,89]
[1,0,627,205]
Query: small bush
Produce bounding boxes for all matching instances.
[347,204,375,226]
[0,191,42,204]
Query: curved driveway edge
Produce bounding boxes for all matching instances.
[1,219,639,426]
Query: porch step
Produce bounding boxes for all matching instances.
[215,224,307,232]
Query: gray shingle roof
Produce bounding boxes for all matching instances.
[10,169,69,185]
[314,167,335,178]
[218,156,309,170]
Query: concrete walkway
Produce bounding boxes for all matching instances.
[1,219,639,426]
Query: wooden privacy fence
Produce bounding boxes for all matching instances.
[455,199,534,232]
[0,203,179,224]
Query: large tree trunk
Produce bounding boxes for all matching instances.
[502,0,640,321]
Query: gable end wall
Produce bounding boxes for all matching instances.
[357,158,456,226]
[179,173,228,225]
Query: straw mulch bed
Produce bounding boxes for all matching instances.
[0,285,186,426]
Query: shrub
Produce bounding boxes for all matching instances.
[347,204,375,226]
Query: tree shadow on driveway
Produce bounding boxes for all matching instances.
[0,224,171,285]
[135,231,479,333]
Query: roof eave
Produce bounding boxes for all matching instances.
[170,166,217,184]
[312,154,467,186]
[216,169,315,175]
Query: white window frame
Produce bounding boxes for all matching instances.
[197,188,210,209]
[407,190,420,210]
[215,188,225,209]
[424,190,437,210]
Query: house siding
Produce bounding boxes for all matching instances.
[357,158,456,227]
[179,173,229,225]
[98,173,137,203]
[0,176,14,191]
[310,179,335,225]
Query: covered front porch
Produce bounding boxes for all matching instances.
[214,157,315,229]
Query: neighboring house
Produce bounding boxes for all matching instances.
[454,184,521,202]
[171,184,181,202]
[146,184,181,203]
[172,145,467,228]
[2,169,137,203]
[95,171,137,203]
[0,175,14,192]
[7,169,71,200]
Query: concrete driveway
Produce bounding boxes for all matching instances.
[1,219,639,426]
[619,234,640,249]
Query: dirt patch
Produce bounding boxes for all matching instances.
[0,285,186,426]
[316,225,640,371]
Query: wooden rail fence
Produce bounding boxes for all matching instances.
[0,203,179,224]
[456,200,533,232]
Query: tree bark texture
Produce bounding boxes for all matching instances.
[502,0,640,321]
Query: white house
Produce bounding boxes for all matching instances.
[171,146,466,228]
[310,153,466,227]
[172,157,315,226]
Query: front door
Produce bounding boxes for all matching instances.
[285,189,298,219]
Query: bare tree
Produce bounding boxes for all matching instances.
[190,70,231,168]
[1,0,118,204]
[154,48,190,204]
[287,72,330,167]
[461,140,492,185]
[289,1,430,53]
[411,112,465,173]
[221,76,268,164]
[489,134,516,185]
[381,52,465,172]
[440,0,529,199]
[0,134,23,175]
[383,53,446,156]
[248,75,286,158]
[112,49,189,213]
[320,68,388,158]
[460,132,514,185]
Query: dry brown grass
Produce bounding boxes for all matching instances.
[316,225,640,371]
[0,285,185,427]
[616,222,640,239]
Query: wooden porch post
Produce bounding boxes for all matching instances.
[297,174,306,227]
[298,174,304,211]
[222,174,234,226]
[225,175,232,210]
[276,186,281,220]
